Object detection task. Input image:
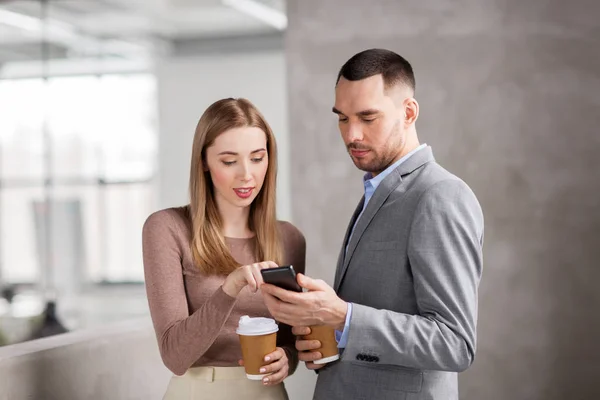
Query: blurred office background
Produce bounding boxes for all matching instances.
[0,0,599,399]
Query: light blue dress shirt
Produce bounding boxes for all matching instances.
[336,144,427,348]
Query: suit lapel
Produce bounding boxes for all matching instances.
[335,146,435,291]
[334,197,364,291]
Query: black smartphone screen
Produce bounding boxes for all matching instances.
[261,265,302,292]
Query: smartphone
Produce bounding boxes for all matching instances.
[261,265,302,292]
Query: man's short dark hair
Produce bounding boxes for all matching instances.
[336,48,415,93]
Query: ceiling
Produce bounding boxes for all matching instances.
[0,0,286,77]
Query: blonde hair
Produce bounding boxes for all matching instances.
[189,98,283,274]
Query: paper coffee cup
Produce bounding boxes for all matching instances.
[236,315,279,380]
[304,325,340,364]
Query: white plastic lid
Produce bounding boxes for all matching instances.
[236,315,279,336]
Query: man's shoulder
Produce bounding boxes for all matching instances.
[411,161,474,196]
[411,162,483,227]
[415,159,459,186]
[397,161,481,220]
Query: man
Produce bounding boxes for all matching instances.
[261,48,484,400]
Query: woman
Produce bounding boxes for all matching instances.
[142,98,305,399]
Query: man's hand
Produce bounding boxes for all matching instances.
[261,273,348,329]
[292,326,326,371]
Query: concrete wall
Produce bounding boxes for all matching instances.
[0,318,171,400]
[286,1,600,399]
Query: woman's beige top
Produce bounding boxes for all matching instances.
[142,206,306,376]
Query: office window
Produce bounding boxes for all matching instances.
[0,73,157,287]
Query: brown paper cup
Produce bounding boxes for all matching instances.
[236,316,279,380]
[238,332,278,379]
[304,325,340,364]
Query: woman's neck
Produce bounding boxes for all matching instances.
[216,199,253,239]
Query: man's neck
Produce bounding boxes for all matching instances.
[392,131,420,164]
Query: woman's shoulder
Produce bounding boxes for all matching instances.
[276,220,306,272]
[276,220,306,248]
[143,205,191,235]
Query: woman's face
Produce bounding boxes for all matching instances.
[204,126,269,211]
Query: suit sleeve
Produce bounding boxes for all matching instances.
[343,179,484,371]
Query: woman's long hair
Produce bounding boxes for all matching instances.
[189,98,283,274]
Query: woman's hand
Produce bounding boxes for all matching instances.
[222,261,279,298]
[239,347,290,385]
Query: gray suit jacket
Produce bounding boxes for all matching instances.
[313,147,484,400]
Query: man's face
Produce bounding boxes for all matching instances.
[333,74,407,176]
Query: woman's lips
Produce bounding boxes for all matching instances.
[233,187,254,199]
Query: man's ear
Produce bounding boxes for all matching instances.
[404,97,419,125]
